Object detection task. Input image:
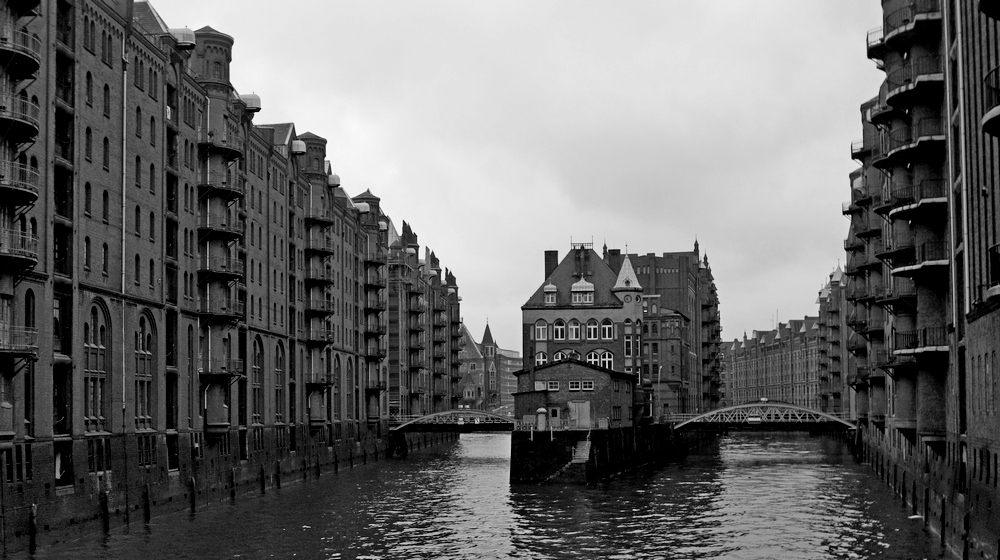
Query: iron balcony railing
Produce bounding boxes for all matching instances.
[984,66,1000,136]
[199,256,243,276]
[894,327,948,350]
[884,0,941,38]
[199,357,244,377]
[197,298,245,317]
[198,170,245,196]
[199,214,245,236]
[0,326,37,353]
[0,161,39,199]
[0,94,40,129]
[887,118,944,153]
[866,26,884,52]
[0,29,42,66]
[886,55,943,92]
[0,228,38,261]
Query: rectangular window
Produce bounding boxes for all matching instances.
[546,380,559,391]
[568,380,581,391]
[582,380,595,391]
[87,437,111,473]
[535,324,547,341]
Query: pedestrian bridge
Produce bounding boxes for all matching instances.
[390,410,515,433]
[669,402,856,431]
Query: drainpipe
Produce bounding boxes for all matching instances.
[119,26,132,525]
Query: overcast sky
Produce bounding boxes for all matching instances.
[153,1,884,352]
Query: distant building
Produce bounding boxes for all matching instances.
[456,323,522,411]
[603,241,723,415]
[726,318,823,409]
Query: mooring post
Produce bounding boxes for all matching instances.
[143,483,151,524]
[99,490,110,533]
[28,503,37,553]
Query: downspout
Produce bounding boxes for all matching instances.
[119,28,131,525]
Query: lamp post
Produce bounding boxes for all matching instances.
[657,366,662,423]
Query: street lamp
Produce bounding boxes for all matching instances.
[657,366,662,422]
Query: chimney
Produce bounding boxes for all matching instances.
[544,250,558,279]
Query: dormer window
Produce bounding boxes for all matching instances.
[544,292,556,304]
[571,277,594,305]
[572,292,594,304]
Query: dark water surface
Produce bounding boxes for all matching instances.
[24,432,949,559]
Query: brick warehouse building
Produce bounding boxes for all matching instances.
[0,0,462,541]
[846,0,1000,555]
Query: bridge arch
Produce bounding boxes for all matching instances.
[673,402,855,430]
[391,410,515,433]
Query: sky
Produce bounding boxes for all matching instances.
[151,1,885,352]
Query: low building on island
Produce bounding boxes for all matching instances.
[514,359,635,429]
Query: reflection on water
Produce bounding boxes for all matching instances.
[25,433,947,560]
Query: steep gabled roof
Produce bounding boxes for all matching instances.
[523,248,622,308]
[482,323,495,346]
[460,323,484,359]
[612,254,642,291]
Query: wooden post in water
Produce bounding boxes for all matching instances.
[27,503,36,553]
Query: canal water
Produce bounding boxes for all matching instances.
[25,432,949,559]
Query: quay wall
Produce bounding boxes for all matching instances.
[0,430,456,554]
[855,425,1000,560]
[510,425,711,483]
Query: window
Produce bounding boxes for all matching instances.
[568,320,581,340]
[83,237,91,269]
[134,206,141,235]
[553,351,568,362]
[136,106,142,137]
[601,319,614,340]
[535,352,547,366]
[85,72,93,105]
[103,84,110,116]
[586,351,600,365]
[252,338,263,425]
[84,127,92,160]
[601,352,613,370]
[568,380,581,391]
[102,191,109,222]
[586,320,599,340]
[553,320,565,340]
[84,183,92,215]
[102,137,110,169]
[582,380,595,391]
[149,212,155,240]
[135,315,154,430]
[84,304,110,432]
[534,320,547,341]
[546,381,559,391]
[544,292,555,305]
[572,291,594,304]
[102,243,108,275]
[624,335,633,357]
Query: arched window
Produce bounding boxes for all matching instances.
[102,243,108,274]
[103,84,111,117]
[102,137,110,168]
[149,116,156,146]
[652,323,659,336]
[84,237,91,269]
[534,352,548,366]
[102,191,109,222]
[149,212,155,240]
[534,320,547,341]
[553,320,566,340]
[135,314,155,430]
[601,319,614,340]
[553,351,568,362]
[586,351,600,366]
[252,338,264,425]
[568,320,581,341]
[275,344,285,424]
[601,352,614,370]
[624,319,633,333]
[134,205,141,235]
[84,302,111,432]
[149,163,155,192]
[148,259,154,287]
[586,320,599,340]
[135,106,142,136]
[85,72,93,105]
[84,183,92,215]
[135,156,142,186]
[134,254,140,284]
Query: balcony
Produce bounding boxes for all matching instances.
[0,228,38,268]
[877,278,917,307]
[851,138,872,159]
[844,237,864,252]
[365,345,386,360]
[890,242,948,276]
[982,66,1000,137]
[894,327,948,353]
[304,209,335,226]
[198,256,243,282]
[884,178,947,219]
[0,161,39,207]
[198,214,244,241]
[880,119,945,171]
[304,372,336,388]
[874,238,915,265]
[305,237,335,255]
[869,99,899,126]
[197,127,243,161]
[0,95,39,141]
[885,55,943,105]
[855,219,882,240]
[304,267,336,285]
[364,322,386,336]
[874,349,916,373]
[0,326,37,356]
[847,337,868,355]
[982,0,1000,20]
[305,299,336,316]
[303,328,335,345]
[364,249,387,264]
[409,319,425,332]
[197,171,245,200]
[866,26,885,62]
[198,299,244,322]
[365,297,386,312]
[364,271,385,287]
[0,30,41,80]
[883,0,942,45]
[199,357,244,380]
[842,201,862,216]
